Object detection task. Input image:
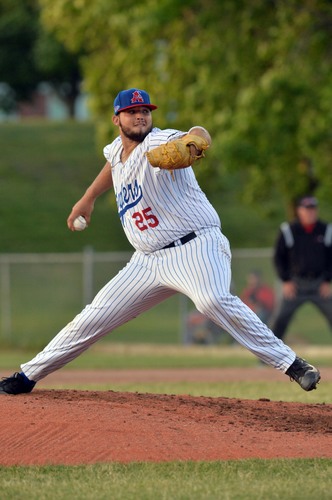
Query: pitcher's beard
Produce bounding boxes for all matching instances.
[120,122,152,142]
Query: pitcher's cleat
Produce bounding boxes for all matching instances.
[286,357,321,391]
[0,372,36,395]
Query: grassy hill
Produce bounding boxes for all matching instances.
[0,121,129,252]
[1,121,330,253]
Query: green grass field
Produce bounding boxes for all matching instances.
[1,460,331,500]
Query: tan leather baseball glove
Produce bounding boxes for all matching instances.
[146,134,209,171]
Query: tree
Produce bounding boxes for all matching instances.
[217,1,332,214]
[0,0,82,116]
[34,29,82,117]
[0,0,40,104]
[38,0,332,212]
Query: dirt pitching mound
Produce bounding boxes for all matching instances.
[1,388,331,465]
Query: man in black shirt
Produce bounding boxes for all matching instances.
[272,195,332,340]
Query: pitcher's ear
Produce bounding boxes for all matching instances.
[112,115,120,125]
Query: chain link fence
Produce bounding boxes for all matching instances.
[1,247,329,348]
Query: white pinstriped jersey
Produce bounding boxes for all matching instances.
[103,127,221,253]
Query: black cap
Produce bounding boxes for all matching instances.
[296,196,318,208]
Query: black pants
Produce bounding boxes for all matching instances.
[272,278,332,340]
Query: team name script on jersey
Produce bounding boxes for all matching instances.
[116,179,143,222]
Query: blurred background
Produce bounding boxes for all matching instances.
[1,0,331,350]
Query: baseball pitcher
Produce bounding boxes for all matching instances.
[0,88,320,395]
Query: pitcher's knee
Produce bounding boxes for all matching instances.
[197,293,235,318]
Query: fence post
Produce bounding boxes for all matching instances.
[0,258,11,341]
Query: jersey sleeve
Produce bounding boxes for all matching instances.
[147,128,185,150]
[103,137,122,162]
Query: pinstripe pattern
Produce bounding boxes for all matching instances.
[21,254,176,381]
[21,127,296,382]
[22,228,295,381]
[104,128,220,252]
[155,228,295,371]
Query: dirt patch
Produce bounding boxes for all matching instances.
[1,368,331,465]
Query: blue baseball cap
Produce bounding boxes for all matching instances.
[114,88,157,115]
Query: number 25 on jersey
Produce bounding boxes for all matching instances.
[132,207,159,231]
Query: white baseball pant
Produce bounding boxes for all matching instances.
[21,228,296,381]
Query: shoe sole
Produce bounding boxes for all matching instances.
[301,371,321,391]
[0,389,12,395]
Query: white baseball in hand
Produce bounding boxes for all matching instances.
[73,216,87,231]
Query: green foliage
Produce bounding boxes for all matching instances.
[38,0,332,215]
[0,0,40,101]
[0,460,332,500]
[0,0,81,114]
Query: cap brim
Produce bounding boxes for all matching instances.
[115,104,158,115]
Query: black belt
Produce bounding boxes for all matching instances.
[162,231,197,249]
